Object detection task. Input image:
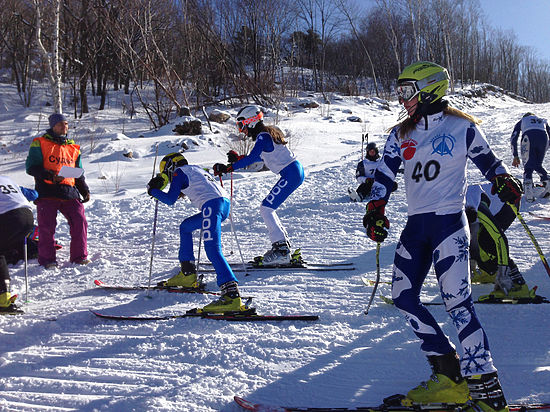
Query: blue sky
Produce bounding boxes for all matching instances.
[476,0,550,62]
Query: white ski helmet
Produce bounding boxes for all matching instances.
[236,105,263,133]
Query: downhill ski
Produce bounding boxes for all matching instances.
[90,308,318,322]
[233,396,550,412]
[528,211,550,221]
[378,294,550,306]
[93,279,253,298]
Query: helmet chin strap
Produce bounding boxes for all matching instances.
[411,98,449,128]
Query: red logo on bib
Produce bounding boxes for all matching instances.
[401,138,418,160]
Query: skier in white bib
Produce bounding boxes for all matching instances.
[510,112,550,201]
[349,142,381,202]
[147,153,243,313]
[363,62,522,410]
[213,106,304,266]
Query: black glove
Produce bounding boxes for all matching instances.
[213,163,233,176]
[227,150,240,164]
[147,174,167,195]
[491,174,523,205]
[81,192,90,203]
[363,199,390,242]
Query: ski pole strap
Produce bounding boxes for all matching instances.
[509,203,550,277]
[365,242,381,315]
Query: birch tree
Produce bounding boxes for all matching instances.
[33,0,63,113]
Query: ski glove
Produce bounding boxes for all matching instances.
[81,192,90,203]
[147,173,168,195]
[491,174,523,205]
[363,199,390,242]
[227,150,240,164]
[495,264,513,295]
[213,163,233,176]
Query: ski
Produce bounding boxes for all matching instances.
[93,279,254,298]
[528,211,550,221]
[94,279,219,295]
[90,308,319,322]
[379,294,550,306]
[233,396,550,412]
[362,277,392,286]
[203,261,355,270]
[0,307,24,315]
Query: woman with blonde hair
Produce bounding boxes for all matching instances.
[363,61,522,410]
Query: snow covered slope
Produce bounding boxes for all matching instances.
[0,83,548,411]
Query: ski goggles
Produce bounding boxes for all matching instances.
[396,69,450,102]
[236,113,263,133]
[396,82,418,102]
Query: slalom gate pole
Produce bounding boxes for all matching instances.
[510,203,550,277]
[146,144,160,295]
[228,172,248,275]
[364,242,381,315]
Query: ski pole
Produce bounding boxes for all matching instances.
[509,203,550,277]
[364,242,381,315]
[228,172,248,275]
[196,227,203,275]
[146,144,160,295]
[24,233,29,303]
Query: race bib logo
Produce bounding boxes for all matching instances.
[400,138,418,160]
[431,133,455,156]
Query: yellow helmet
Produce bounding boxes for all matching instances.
[397,61,450,104]
[159,152,187,181]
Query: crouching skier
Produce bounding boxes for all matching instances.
[147,153,244,313]
[362,61,522,411]
[465,184,535,300]
[213,105,304,266]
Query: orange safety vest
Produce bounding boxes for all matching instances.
[36,136,80,186]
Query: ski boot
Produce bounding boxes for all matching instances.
[200,281,244,313]
[348,187,362,202]
[404,351,469,405]
[523,179,535,202]
[290,248,304,266]
[484,262,535,300]
[159,261,200,288]
[260,240,291,266]
[542,180,550,198]
[0,292,21,314]
[464,372,509,412]
[471,267,495,284]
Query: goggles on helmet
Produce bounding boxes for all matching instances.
[397,69,450,102]
[236,112,263,133]
[396,82,418,102]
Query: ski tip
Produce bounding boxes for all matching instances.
[94,279,104,286]
[233,396,286,411]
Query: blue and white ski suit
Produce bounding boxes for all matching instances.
[510,114,550,182]
[150,165,237,287]
[232,131,304,244]
[370,112,509,377]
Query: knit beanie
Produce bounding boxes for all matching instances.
[48,113,67,129]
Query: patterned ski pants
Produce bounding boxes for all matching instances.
[391,211,497,377]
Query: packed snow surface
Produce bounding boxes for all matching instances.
[0,84,549,411]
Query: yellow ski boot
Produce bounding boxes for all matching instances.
[405,351,469,405]
[159,261,200,288]
[201,281,244,313]
[464,372,509,412]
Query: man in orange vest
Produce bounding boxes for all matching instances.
[25,113,90,269]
